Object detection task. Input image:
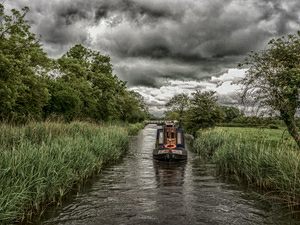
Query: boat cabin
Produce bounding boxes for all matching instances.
[156,123,185,150]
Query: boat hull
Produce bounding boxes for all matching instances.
[153,148,187,161]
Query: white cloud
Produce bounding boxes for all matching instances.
[130,68,246,116]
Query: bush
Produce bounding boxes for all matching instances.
[127,123,145,135]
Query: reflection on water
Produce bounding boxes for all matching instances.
[154,161,186,187]
[37,125,300,225]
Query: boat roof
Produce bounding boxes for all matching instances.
[164,121,176,127]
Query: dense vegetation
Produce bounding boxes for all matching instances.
[239,33,300,147]
[0,4,149,124]
[0,4,146,224]
[165,90,225,135]
[165,33,299,148]
[0,122,129,224]
[1,1,300,221]
[187,32,300,209]
[193,127,300,207]
[164,91,298,131]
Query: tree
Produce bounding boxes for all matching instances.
[113,90,148,122]
[184,91,224,135]
[54,44,149,122]
[44,78,83,121]
[0,4,50,122]
[239,33,300,148]
[57,44,125,121]
[164,111,180,120]
[165,93,190,125]
[221,106,243,122]
[0,4,150,124]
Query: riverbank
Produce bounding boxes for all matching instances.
[193,127,300,207]
[127,122,145,135]
[0,122,132,224]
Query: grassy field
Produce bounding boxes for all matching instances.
[193,127,300,207]
[0,122,130,224]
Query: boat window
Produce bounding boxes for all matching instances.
[177,132,182,144]
[159,131,164,144]
[166,132,170,138]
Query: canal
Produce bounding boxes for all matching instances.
[38,125,299,225]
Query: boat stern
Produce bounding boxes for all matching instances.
[153,148,187,161]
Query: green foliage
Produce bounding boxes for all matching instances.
[219,116,284,128]
[0,4,146,224]
[184,91,224,135]
[0,4,148,124]
[165,93,190,123]
[164,111,180,120]
[127,122,145,135]
[239,33,300,147]
[0,122,129,224]
[165,91,225,134]
[44,75,94,122]
[220,106,243,122]
[0,4,50,122]
[47,44,148,123]
[56,44,117,121]
[113,91,149,123]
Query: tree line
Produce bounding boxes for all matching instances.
[164,92,239,135]
[0,4,149,123]
[165,32,300,147]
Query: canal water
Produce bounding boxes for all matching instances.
[38,125,299,225]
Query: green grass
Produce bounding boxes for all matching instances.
[127,122,145,135]
[0,122,129,224]
[193,127,300,207]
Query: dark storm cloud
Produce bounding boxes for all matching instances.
[114,57,222,89]
[94,0,181,22]
[4,0,300,87]
[5,0,97,55]
[257,0,300,34]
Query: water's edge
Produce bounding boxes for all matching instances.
[36,125,299,225]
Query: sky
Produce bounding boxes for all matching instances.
[5,0,300,116]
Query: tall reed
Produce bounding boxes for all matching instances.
[0,122,129,224]
[127,122,145,135]
[193,127,300,207]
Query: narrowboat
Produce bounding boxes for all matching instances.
[153,122,187,161]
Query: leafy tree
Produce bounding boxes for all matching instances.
[165,93,190,125]
[113,90,149,122]
[54,44,149,122]
[239,33,300,147]
[57,44,125,121]
[44,78,83,121]
[184,91,224,135]
[221,106,243,122]
[0,4,50,122]
[129,91,149,115]
[0,4,149,124]
[164,111,180,120]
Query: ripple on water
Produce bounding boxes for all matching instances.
[39,125,300,225]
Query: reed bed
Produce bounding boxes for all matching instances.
[0,122,129,224]
[193,127,300,207]
[127,122,145,135]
